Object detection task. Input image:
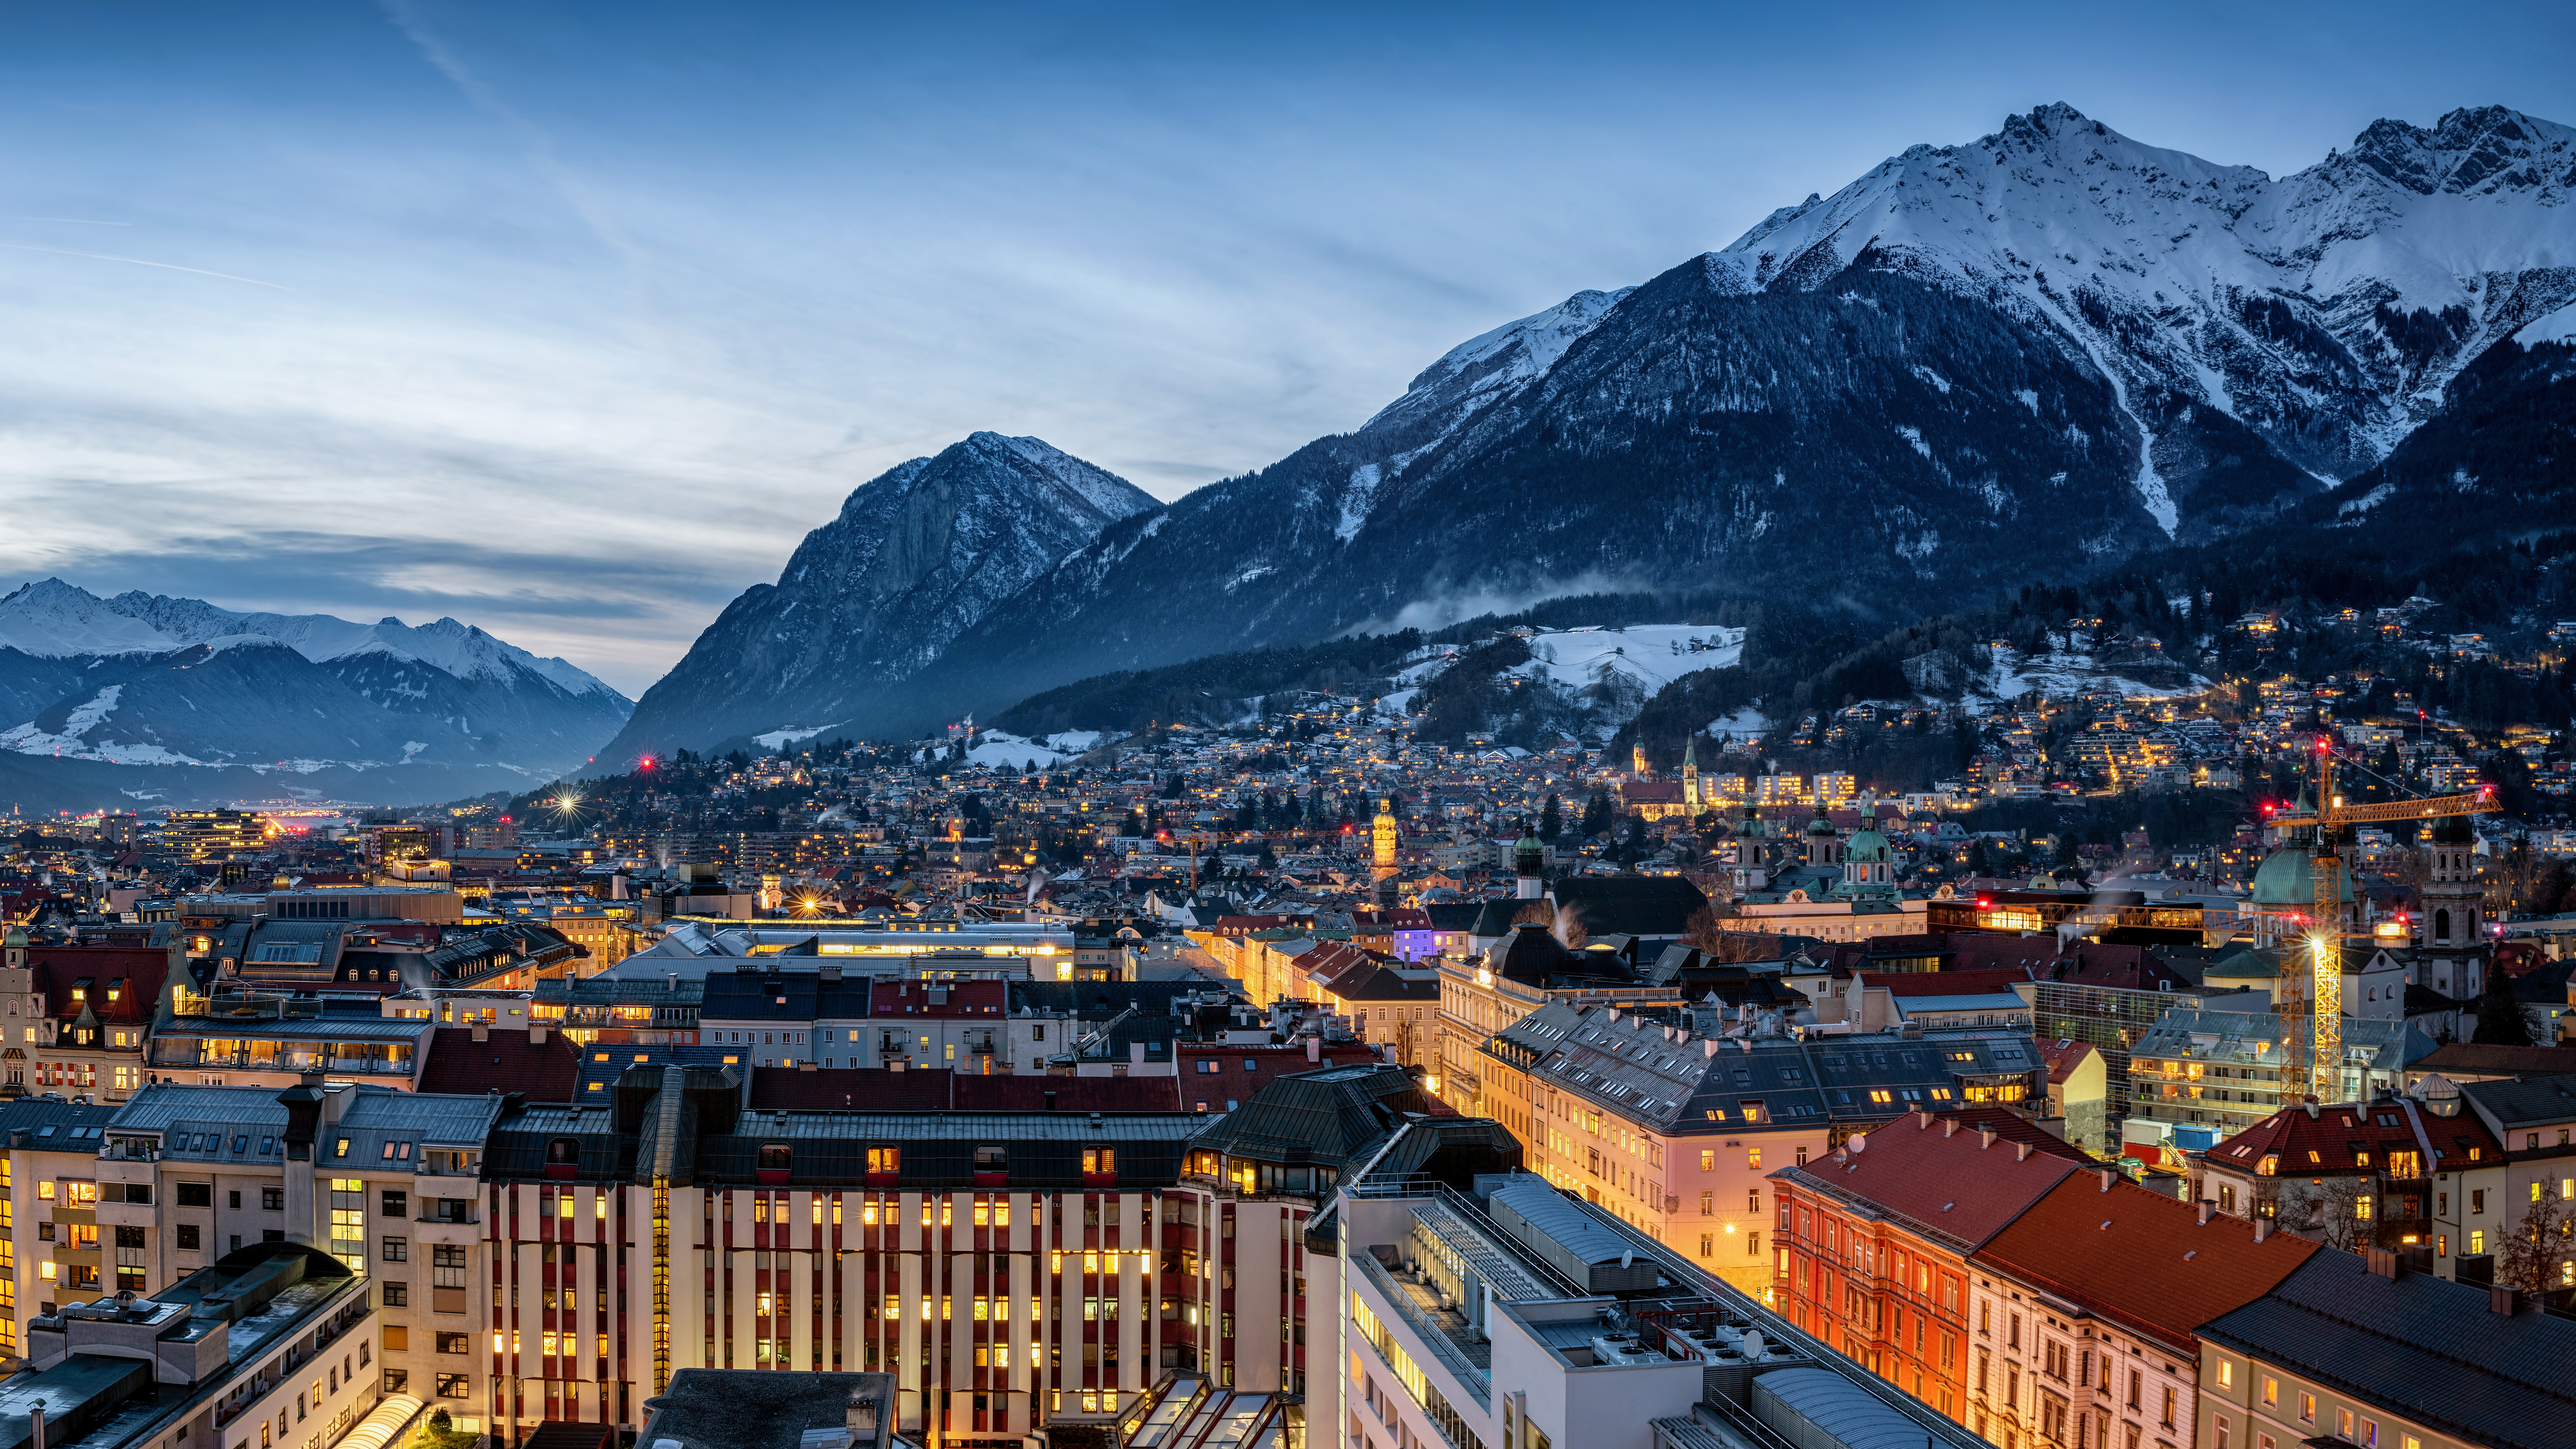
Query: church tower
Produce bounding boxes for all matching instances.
[1371,797,1399,877]
[1514,825,1546,900]
[1631,742,1651,780]
[1682,736,1702,816]
[2415,815,2487,1000]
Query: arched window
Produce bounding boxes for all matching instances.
[2434,909,2451,943]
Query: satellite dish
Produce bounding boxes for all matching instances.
[1848,1133,1867,1153]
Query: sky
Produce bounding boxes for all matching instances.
[2,0,2570,696]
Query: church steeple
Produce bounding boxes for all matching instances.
[1682,736,1702,815]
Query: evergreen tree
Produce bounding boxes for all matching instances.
[1539,793,1562,840]
[2472,968,2537,1047]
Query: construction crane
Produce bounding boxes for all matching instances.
[2266,739,2497,1102]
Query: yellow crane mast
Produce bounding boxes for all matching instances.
[2268,740,2496,1103]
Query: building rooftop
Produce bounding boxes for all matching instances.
[638,1368,898,1449]
[1971,1171,2317,1354]
[2197,1250,2576,1449]
[1771,1109,2084,1251]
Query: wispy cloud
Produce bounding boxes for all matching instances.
[0,240,290,289]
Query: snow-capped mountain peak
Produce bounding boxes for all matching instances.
[0,579,631,777]
[0,578,187,656]
[93,589,621,698]
[1704,101,2576,480]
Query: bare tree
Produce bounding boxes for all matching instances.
[2499,1185,2573,1295]
[2276,1178,2374,1253]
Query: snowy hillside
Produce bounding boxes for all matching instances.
[1390,625,1747,744]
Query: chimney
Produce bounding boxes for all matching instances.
[529,1025,548,1046]
[2365,1247,2400,1279]
[1978,1127,1997,1149]
[1305,1036,1320,1064]
[1943,1120,1959,1138]
[2197,1200,2214,1225]
[1129,1041,1145,1066]
[471,1021,489,1043]
[666,972,679,993]
[2017,1142,2033,1162]
[2491,1284,2521,1316]
[30,1405,43,1449]
[2095,1166,2114,1191]
[2253,1217,2270,1243]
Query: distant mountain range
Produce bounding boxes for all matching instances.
[0,579,632,791]
[597,102,2576,760]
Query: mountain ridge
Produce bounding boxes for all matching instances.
[0,579,632,776]
[616,101,2576,752]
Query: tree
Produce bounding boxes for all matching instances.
[2276,1177,2373,1252]
[2472,966,2537,1046]
[1539,793,1562,841]
[410,1411,481,1449]
[2497,1184,2573,1295]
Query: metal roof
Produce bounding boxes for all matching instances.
[1753,1367,1937,1449]
[153,1018,429,1041]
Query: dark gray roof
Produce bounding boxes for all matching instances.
[1188,1063,1429,1168]
[1490,1002,2044,1136]
[2196,1250,2576,1449]
[2458,1074,2576,1142]
[0,1096,120,1148]
[643,1368,897,1449]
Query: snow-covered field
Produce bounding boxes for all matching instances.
[961,730,1104,769]
[1974,638,2206,706]
[1506,624,1744,693]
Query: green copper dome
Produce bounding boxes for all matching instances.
[1845,827,1892,862]
[2251,847,2351,907]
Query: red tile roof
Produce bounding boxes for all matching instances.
[1974,1173,2318,1352]
[952,1075,1181,1112]
[2034,1039,2102,1085]
[28,946,169,1026]
[863,979,1008,1018]
[417,1027,583,1101]
[2204,1098,2502,1175]
[1944,1106,2097,1165]
[1784,1108,2084,1246]
[1176,1043,1388,1108]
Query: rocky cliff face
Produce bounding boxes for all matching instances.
[595,432,1157,760]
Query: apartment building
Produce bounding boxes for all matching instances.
[3,923,176,1102]
[92,1082,505,1430]
[1769,1113,2089,1422]
[2193,1090,2507,1276]
[1963,1170,2314,1449]
[0,1096,124,1353]
[1479,999,2051,1292]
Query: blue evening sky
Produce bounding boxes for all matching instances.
[1,0,2568,691]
